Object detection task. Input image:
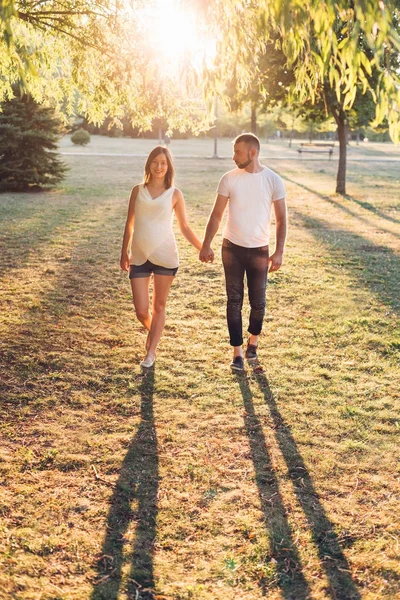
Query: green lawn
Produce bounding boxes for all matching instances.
[0,138,399,600]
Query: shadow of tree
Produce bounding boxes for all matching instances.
[91,369,159,600]
[294,208,400,315]
[283,175,399,236]
[0,191,98,277]
[250,367,361,600]
[235,373,310,599]
[346,194,399,226]
[0,197,130,416]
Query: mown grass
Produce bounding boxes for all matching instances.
[0,138,399,600]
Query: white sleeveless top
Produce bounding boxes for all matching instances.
[130,184,179,268]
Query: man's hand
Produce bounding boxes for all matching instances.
[268,251,283,272]
[120,253,130,271]
[199,244,214,263]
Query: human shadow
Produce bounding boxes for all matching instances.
[234,373,310,599]
[250,366,361,600]
[91,369,159,600]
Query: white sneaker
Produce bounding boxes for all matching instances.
[140,355,155,368]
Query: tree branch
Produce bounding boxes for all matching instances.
[16,12,111,55]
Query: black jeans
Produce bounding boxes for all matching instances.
[221,238,269,347]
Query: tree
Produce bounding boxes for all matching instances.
[196,0,400,193]
[225,39,294,136]
[0,91,67,191]
[302,4,400,194]
[0,1,209,131]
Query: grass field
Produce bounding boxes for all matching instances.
[0,137,399,600]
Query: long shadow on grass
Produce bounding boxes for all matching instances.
[0,196,128,414]
[251,367,361,600]
[0,192,97,278]
[91,369,159,600]
[347,195,400,226]
[235,373,310,599]
[282,175,399,314]
[283,175,400,234]
[294,209,400,315]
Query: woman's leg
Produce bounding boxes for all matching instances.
[130,276,152,331]
[145,274,175,360]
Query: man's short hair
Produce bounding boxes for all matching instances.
[234,133,260,154]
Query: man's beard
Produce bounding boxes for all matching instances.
[235,156,252,169]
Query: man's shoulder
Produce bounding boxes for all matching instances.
[219,168,245,188]
[259,165,281,180]
[221,167,240,179]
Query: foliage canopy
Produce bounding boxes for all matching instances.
[198,0,400,142]
[0,0,207,130]
[1,1,400,141]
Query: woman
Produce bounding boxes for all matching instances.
[120,146,201,368]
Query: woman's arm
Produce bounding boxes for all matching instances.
[173,189,202,251]
[120,185,139,271]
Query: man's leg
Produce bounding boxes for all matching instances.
[222,240,245,359]
[246,246,269,351]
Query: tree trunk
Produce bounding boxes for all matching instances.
[333,108,347,195]
[212,96,219,158]
[289,116,295,148]
[251,101,257,134]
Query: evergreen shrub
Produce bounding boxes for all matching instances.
[0,93,67,192]
[71,128,91,145]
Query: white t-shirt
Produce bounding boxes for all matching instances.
[217,166,285,247]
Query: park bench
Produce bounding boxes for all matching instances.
[298,143,335,159]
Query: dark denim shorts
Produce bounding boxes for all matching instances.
[129,260,178,278]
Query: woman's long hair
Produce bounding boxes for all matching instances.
[143,146,175,189]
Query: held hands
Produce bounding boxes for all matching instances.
[120,253,130,271]
[268,251,283,272]
[199,244,214,263]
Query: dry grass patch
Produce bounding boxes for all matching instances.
[0,141,399,599]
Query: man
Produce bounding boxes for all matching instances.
[199,133,287,371]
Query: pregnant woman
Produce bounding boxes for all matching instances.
[120,146,201,368]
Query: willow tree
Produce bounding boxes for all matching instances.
[0,0,207,131]
[197,0,400,194]
[225,40,294,136]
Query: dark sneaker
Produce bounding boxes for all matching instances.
[230,356,244,371]
[245,342,258,360]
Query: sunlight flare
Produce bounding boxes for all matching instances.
[138,0,215,76]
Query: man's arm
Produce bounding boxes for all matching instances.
[268,197,287,272]
[199,193,229,263]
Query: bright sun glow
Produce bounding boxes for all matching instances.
[153,0,199,59]
[140,0,215,76]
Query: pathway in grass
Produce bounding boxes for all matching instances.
[0,145,399,600]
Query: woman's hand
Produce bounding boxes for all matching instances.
[120,253,130,271]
